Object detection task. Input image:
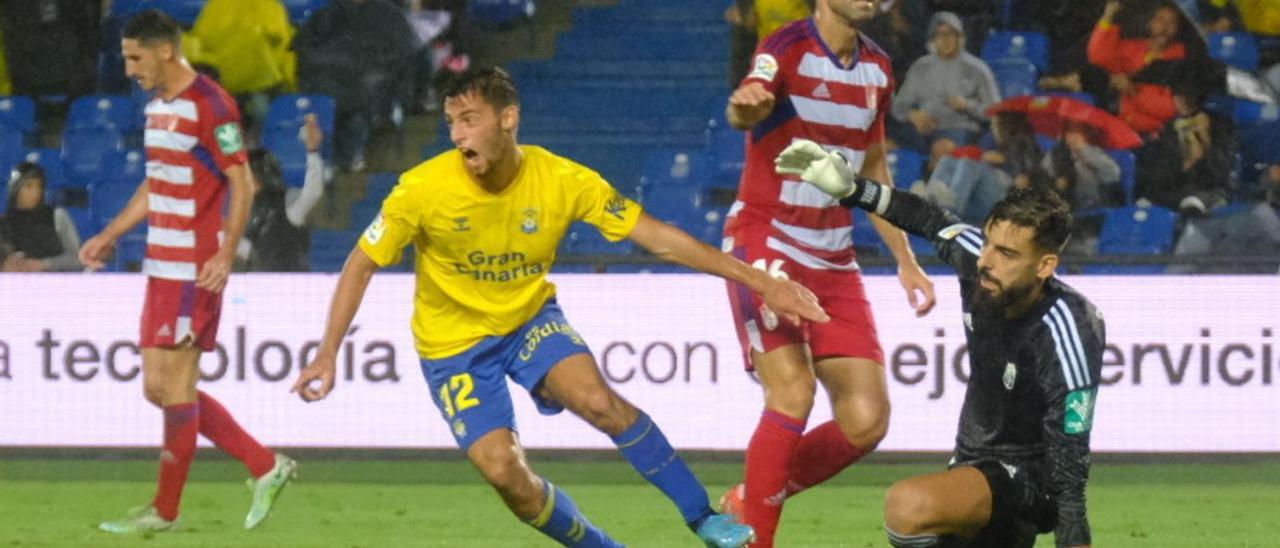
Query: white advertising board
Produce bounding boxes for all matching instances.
[0,274,1276,451]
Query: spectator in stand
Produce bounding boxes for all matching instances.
[1087,0,1188,135]
[239,114,325,272]
[0,163,82,272]
[184,0,297,97]
[726,0,758,86]
[754,0,813,38]
[293,0,418,172]
[910,111,1041,223]
[926,0,995,56]
[0,25,10,95]
[1136,90,1234,215]
[0,229,23,272]
[0,0,100,99]
[890,12,1000,153]
[1041,122,1124,210]
[860,0,929,84]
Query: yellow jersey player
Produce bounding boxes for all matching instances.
[290,67,829,548]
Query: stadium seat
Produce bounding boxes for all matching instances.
[469,0,535,28]
[852,208,888,255]
[981,31,1050,73]
[641,149,716,188]
[0,126,25,178]
[0,96,36,136]
[1098,205,1177,255]
[66,95,142,133]
[262,94,336,187]
[1106,149,1137,204]
[282,0,332,23]
[108,0,205,26]
[1208,32,1260,71]
[707,125,746,186]
[888,148,925,189]
[88,182,145,236]
[61,127,125,188]
[20,148,68,193]
[64,206,94,241]
[989,60,1039,99]
[1040,90,1096,106]
[562,222,633,255]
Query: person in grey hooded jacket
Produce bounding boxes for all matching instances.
[890,11,1000,153]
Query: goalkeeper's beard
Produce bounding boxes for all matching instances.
[970,270,1036,317]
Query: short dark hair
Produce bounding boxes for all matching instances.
[985,185,1073,253]
[123,9,182,48]
[441,67,520,110]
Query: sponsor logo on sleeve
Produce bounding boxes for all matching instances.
[1064,388,1097,434]
[748,54,779,82]
[214,123,244,155]
[363,214,387,245]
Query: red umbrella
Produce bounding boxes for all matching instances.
[987,95,1143,149]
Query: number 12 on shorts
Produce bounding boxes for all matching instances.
[439,373,480,417]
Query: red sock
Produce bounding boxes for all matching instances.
[744,410,805,548]
[152,403,198,521]
[785,420,867,498]
[197,391,275,478]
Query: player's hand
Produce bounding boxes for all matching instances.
[729,82,776,122]
[196,251,233,293]
[775,139,858,198]
[301,113,323,152]
[898,261,937,317]
[761,278,830,326]
[1102,0,1121,20]
[79,234,117,271]
[292,353,337,403]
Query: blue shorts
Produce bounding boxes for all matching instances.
[419,300,592,450]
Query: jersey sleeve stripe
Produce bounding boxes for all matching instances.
[954,231,983,255]
[1054,300,1093,385]
[1044,303,1088,389]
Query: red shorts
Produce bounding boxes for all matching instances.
[724,225,884,370]
[139,277,223,351]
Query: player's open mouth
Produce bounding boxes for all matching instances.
[460,148,479,160]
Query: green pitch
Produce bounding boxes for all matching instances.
[1,457,1276,547]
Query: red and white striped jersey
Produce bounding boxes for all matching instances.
[142,74,247,281]
[727,18,894,271]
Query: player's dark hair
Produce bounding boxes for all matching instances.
[986,185,1073,254]
[441,67,520,110]
[123,9,182,48]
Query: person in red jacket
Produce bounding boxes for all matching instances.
[1087,0,1186,134]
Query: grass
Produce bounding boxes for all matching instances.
[1,457,1277,547]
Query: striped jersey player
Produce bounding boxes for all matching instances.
[80,10,294,535]
[717,1,937,546]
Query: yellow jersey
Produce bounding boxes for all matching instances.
[359,145,642,359]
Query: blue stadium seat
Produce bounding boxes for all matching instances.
[641,149,717,188]
[1106,149,1137,204]
[264,94,337,134]
[1040,90,1096,106]
[989,60,1039,99]
[707,125,746,186]
[562,222,633,255]
[469,0,535,28]
[1231,101,1280,169]
[852,208,887,255]
[1232,100,1280,125]
[263,95,336,186]
[20,148,68,192]
[309,229,361,272]
[1209,32,1260,71]
[888,148,925,189]
[64,206,94,240]
[108,0,205,26]
[1098,206,1177,255]
[281,0,332,23]
[62,127,126,188]
[981,31,1050,73]
[88,182,145,235]
[0,96,36,136]
[0,127,25,179]
[66,95,142,133]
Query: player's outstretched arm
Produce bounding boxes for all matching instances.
[79,181,149,270]
[776,139,983,280]
[627,213,829,326]
[292,246,381,403]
